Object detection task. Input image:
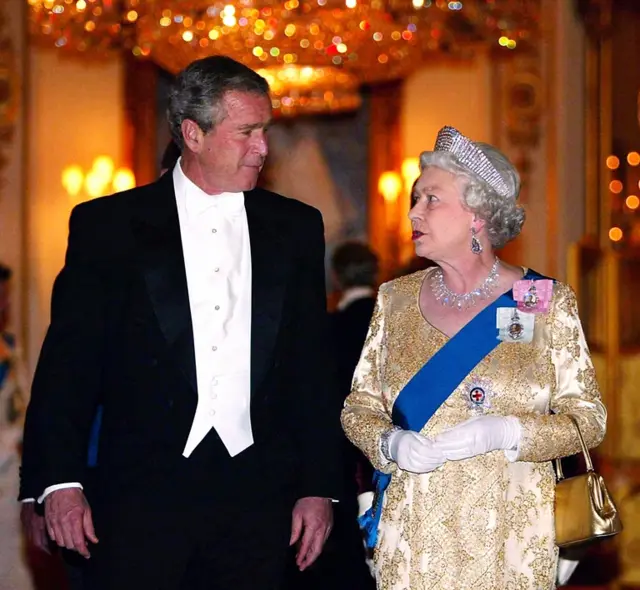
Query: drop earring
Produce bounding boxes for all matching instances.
[470,228,483,255]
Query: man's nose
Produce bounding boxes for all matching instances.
[254,132,268,157]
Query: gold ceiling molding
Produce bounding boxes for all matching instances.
[28,0,542,115]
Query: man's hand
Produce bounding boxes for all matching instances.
[20,503,50,554]
[45,488,98,559]
[289,496,333,571]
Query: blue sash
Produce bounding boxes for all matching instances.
[359,270,545,549]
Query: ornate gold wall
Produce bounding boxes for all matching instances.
[0,0,26,347]
[569,1,640,587]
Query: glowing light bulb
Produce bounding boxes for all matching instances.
[609,180,623,194]
[378,171,402,203]
[626,195,639,210]
[627,152,640,166]
[92,155,114,180]
[61,165,84,197]
[609,227,623,242]
[606,155,620,170]
[85,171,106,199]
[112,168,136,193]
[401,157,420,182]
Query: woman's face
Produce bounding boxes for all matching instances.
[408,166,476,262]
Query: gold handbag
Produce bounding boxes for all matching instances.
[554,415,622,549]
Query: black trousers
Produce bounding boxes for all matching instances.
[68,426,303,590]
[81,496,292,590]
[62,551,88,590]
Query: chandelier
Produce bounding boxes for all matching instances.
[27,0,541,115]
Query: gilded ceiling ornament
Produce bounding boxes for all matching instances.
[27,0,542,116]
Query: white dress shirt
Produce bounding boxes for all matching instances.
[35,160,254,502]
[174,159,254,458]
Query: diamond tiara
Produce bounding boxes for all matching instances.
[432,126,511,198]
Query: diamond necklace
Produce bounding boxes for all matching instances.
[430,258,501,310]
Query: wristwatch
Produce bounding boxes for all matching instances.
[380,426,402,462]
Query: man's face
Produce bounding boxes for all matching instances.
[185,90,272,193]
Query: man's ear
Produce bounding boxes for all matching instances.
[181,119,205,154]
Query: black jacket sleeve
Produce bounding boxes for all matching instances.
[21,204,106,495]
[286,208,344,501]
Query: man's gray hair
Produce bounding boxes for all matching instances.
[419,144,525,249]
[167,55,270,149]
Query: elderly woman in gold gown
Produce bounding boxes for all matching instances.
[341,126,606,590]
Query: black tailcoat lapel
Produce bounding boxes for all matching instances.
[131,173,197,394]
[245,189,288,397]
[130,178,289,399]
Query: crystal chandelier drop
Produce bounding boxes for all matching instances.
[27,0,541,115]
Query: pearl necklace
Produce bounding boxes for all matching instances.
[430,258,500,310]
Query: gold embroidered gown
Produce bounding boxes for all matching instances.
[341,270,606,590]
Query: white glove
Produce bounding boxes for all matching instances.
[388,430,446,474]
[357,492,374,518]
[433,416,522,461]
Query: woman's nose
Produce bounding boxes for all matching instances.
[408,203,422,221]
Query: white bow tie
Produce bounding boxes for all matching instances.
[186,188,244,219]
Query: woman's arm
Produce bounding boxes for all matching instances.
[513,282,606,462]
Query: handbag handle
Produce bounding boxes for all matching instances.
[554,414,594,481]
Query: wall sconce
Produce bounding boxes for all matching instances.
[401,157,420,192]
[400,157,420,261]
[378,171,402,204]
[378,157,422,270]
[61,156,136,204]
[378,170,403,271]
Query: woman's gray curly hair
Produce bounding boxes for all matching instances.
[419,143,525,249]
